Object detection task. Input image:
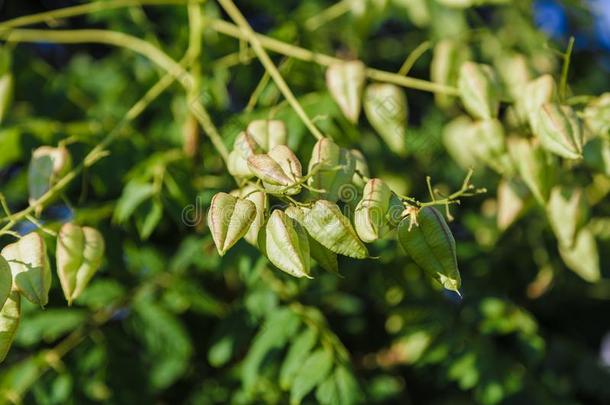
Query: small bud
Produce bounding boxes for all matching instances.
[246,120,287,152]
[0,256,11,310]
[326,60,366,123]
[363,83,408,156]
[308,138,355,202]
[0,291,20,363]
[247,145,303,195]
[1,232,52,307]
[531,103,583,160]
[207,192,257,256]
[458,62,500,120]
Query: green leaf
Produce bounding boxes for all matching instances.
[0,291,20,363]
[0,256,11,310]
[290,348,334,404]
[280,326,318,389]
[15,309,86,347]
[138,198,163,240]
[113,180,156,223]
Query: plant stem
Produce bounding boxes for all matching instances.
[217,0,326,140]
[398,40,431,76]
[304,0,351,31]
[559,36,575,102]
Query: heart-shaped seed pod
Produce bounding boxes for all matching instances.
[285,206,338,274]
[363,83,408,156]
[531,103,583,160]
[1,232,52,307]
[56,223,105,305]
[0,291,20,363]
[559,227,600,283]
[260,209,311,278]
[495,53,532,100]
[326,60,366,123]
[303,200,368,259]
[28,145,72,206]
[507,137,555,205]
[236,185,268,246]
[208,192,257,256]
[442,116,480,170]
[349,149,370,188]
[430,39,470,109]
[354,178,394,243]
[470,119,513,175]
[308,138,355,202]
[496,179,529,231]
[0,256,11,310]
[517,74,556,124]
[228,131,263,178]
[397,207,461,292]
[458,62,500,120]
[246,120,287,152]
[546,186,588,248]
[0,73,13,124]
[582,92,610,138]
[248,145,303,195]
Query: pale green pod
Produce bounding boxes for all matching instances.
[363,83,408,156]
[1,232,52,307]
[207,192,256,256]
[240,185,268,246]
[354,178,393,243]
[559,227,600,283]
[246,120,287,152]
[0,291,20,363]
[518,74,556,124]
[458,62,500,120]
[470,119,513,175]
[303,200,368,259]
[0,256,11,310]
[326,60,366,123]
[350,149,369,188]
[531,103,583,160]
[227,131,263,178]
[496,179,529,231]
[582,92,610,138]
[262,210,311,278]
[397,207,461,292]
[308,138,355,202]
[507,137,555,205]
[546,186,587,248]
[28,145,72,206]
[0,73,13,124]
[56,223,106,305]
[247,145,303,195]
[495,53,532,100]
[430,39,469,109]
[442,115,479,170]
[285,206,338,273]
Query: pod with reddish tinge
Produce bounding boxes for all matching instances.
[1,232,52,307]
[397,207,461,292]
[308,138,355,202]
[363,83,408,156]
[28,145,71,206]
[228,131,263,178]
[0,291,20,363]
[248,145,303,195]
[531,103,583,160]
[458,62,500,120]
[326,60,366,123]
[237,185,268,246]
[208,192,256,256]
[56,223,106,305]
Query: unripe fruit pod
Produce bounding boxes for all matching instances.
[207,192,257,256]
[363,83,408,156]
[303,200,368,259]
[354,178,393,243]
[28,145,72,206]
[470,118,512,174]
[1,232,52,307]
[246,120,287,152]
[308,138,355,202]
[546,186,588,248]
[507,137,556,205]
[496,179,529,231]
[559,227,600,283]
[228,131,263,178]
[0,291,20,363]
[326,60,366,123]
[350,149,369,188]
[247,145,303,195]
[495,53,532,101]
[0,73,13,124]
[458,62,500,120]
[234,185,268,246]
[531,103,583,160]
[442,115,479,170]
[517,74,556,124]
[430,39,469,109]
[285,206,338,274]
[259,209,311,278]
[582,92,610,138]
[0,256,11,310]
[397,207,461,292]
[56,223,106,305]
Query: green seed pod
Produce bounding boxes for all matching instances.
[354,178,394,243]
[303,200,368,259]
[470,118,512,174]
[308,138,355,202]
[458,62,500,120]
[0,73,13,124]
[207,192,257,256]
[56,223,106,305]
[546,186,588,248]
[285,206,338,273]
[227,131,263,178]
[517,74,556,124]
[495,53,532,101]
[247,145,303,195]
[496,179,529,231]
[1,232,52,307]
[442,115,479,170]
[531,103,583,160]
[246,120,287,152]
[326,60,366,123]
[363,83,408,156]
[28,145,72,206]
[261,209,311,278]
[397,207,461,292]
[237,185,268,246]
[0,256,11,310]
[507,137,555,205]
[350,149,369,187]
[559,227,600,283]
[430,39,469,109]
[582,92,610,138]
[0,291,20,363]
